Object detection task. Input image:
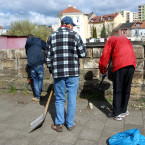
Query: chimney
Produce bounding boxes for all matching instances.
[68,5,72,7]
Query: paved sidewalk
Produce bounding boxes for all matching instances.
[0,94,145,145]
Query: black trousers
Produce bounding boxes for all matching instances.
[112,65,135,116]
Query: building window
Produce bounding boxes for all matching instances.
[77,27,80,33]
[108,16,111,20]
[136,24,140,26]
[77,17,80,23]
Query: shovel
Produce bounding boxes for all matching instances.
[29,85,53,132]
[99,73,107,91]
[99,59,111,91]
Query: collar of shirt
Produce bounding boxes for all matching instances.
[60,25,71,30]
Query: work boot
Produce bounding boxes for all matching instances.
[32,97,40,102]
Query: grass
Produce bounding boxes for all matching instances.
[0,90,9,94]
[22,88,30,95]
[9,85,16,94]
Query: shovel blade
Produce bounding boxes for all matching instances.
[29,114,45,132]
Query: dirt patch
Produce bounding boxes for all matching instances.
[128,100,145,110]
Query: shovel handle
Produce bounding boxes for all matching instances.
[99,59,111,90]
[44,85,53,116]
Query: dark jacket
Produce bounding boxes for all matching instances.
[25,37,46,69]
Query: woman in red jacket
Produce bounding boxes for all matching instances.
[99,35,136,121]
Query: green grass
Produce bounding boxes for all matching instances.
[9,85,16,93]
[0,90,8,94]
[22,88,30,95]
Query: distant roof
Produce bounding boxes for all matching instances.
[132,21,145,29]
[59,6,82,14]
[89,13,118,23]
[0,26,5,29]
[85,12,94,19]
[119,22,134,29]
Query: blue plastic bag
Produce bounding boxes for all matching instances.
[109,128,145,145]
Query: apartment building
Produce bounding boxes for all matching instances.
[138,4,145,21]
[118,10,138,22]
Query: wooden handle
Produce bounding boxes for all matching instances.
[44,85,53,116]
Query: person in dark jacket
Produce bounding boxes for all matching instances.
[99,35,136,121]
[25,34,46,102]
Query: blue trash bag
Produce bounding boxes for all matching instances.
[109,128,145,145]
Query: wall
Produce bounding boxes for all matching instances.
[0,42,144,100]
[0,36,27,49]
[132,28,145,37]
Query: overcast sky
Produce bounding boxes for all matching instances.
[0,0,145,29]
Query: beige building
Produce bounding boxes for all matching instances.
[89,13,125,38]
[57,5,89,42]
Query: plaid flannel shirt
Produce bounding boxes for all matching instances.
[46,26,87,78]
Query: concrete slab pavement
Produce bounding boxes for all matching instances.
[0,94,145,145]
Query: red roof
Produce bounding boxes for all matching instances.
[0,26,5,29]
[59,6,81,14]
[89,13,118,23]
[132,21,145,29]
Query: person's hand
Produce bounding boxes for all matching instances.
[102,72,107,79]
[26,64,30,70]
[49,68,52,74]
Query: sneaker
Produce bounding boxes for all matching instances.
[120,110,129,118]
[108,112,122,121]
[32,97,40,102]
[113,116,122,121]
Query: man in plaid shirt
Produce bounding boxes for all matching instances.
[46,16,87,132]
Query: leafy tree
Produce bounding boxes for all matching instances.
[92,26,97,38]
[7,20,36,36]
[7,20,52,41]
[101,24,106,38]
[32,25,52,41]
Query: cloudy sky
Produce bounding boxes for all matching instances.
[0,0,144,29]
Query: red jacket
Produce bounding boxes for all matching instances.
[99,36,136,74]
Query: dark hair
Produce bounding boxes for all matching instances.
[27,34,33,38]
[61,20,67,26]
[61,20,64,25]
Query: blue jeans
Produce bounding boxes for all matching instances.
[54,77,79,128]
[30,64,44,99]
